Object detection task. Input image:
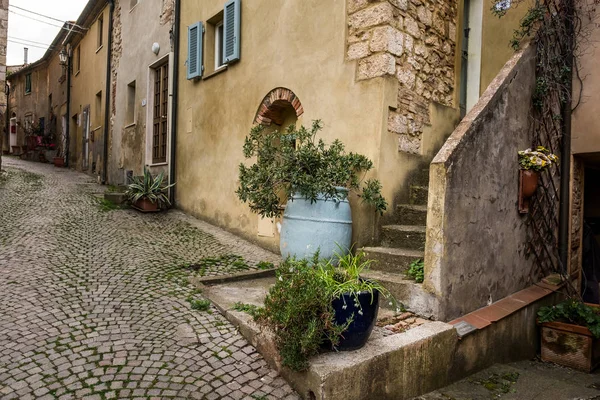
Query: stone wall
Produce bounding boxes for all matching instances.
[347,0,457,154]
[0,0,7,157]
[108,0,122,181]
[569,156,585,277]
[425,44,538,321]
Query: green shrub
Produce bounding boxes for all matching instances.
[237,120,387,218]
[255,251,391,371]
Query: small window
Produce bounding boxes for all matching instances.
[126,81,136,125]
[25,73,31,94]
[75,46,81,74]
[97,15,104,49]
[215,22,225,70]
[95,91,102,126]
[130,0,138,10]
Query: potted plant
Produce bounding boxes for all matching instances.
[254,251,392,371]
[237,120,387,260]
[537,299,600,372]
[517,146,558,213]
[125,167,174,212]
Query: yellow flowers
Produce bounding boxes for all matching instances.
[518,146,559,172]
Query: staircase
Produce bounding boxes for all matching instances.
[362,166,438,317]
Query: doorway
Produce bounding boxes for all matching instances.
[82,106,90,170]
[459,0,483,116]
[581,155,600,303]
[9,116,16,153]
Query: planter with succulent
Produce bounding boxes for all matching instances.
[237,120,387,260]
[537,299,600,372]
[518,146,559,213]
[125,168,175,212]
[254,250,393,371]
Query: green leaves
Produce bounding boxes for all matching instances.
[538,299,600,338]
[125,167,175,209]
[406,259,424,283]
[236,120,387,218]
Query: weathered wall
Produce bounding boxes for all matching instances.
[7,63,49,149]
[177,0,389,252]
[0,0,7,153]
[108,0,174,184]
[425,44,537,321]
[69,5,109,177]
[572,1,600,154]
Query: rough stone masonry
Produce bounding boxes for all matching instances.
[347,0,457,154]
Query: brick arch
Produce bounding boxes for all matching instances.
[254,87,304,126]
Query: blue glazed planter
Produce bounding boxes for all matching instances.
[330,289,380,351]
[279,190,352,261]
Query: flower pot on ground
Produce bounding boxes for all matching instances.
[537,300,600,372]
[237,120,387,260]
[518,146,558,213]
[254,251,392,371]
[125,167,174,213]
[53,157,64,167]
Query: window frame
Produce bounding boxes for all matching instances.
[152,63,169,164]
[97,15,104,50]
[75,46,81,74]
[214,21,225,70]
[25,73,32,94]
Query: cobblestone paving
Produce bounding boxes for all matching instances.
[0,158,297,400]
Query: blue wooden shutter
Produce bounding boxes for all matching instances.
[223,0,241,63]
[187,22,203,80]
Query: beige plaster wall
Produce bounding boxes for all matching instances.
[177,0,390,252]
[7,64,49,148]
[69,6,109,176]
[572,2,600,154]
[480,2,529,96]
[108,0,174,184]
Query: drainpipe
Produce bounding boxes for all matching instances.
[65,51,72,168]
[168,0,181,204]
[102,0,115,184]
[558,0,575,275]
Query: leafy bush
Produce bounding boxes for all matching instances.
[255,251,391,371]
[236,120,387,218]
[538,299,600,338]
[125,167,175,208]
[406,259,424,283]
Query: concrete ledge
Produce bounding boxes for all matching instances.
[191,268,276,286]
[200,278,459,400]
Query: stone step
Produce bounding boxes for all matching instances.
[409,185,429,206]
[362,246,424,274]
[361,270,438,318]
[393,204,427,226]
[411,168,430,187]
[381,225,426,250]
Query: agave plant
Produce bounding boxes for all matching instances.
[125,168,175,208]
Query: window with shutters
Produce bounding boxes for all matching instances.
[223,0,241,64]
[152,63,169,163]
[204,12,225,76]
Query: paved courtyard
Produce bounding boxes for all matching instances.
[0,157,297,400]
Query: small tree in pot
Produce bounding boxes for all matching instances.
[126,168,174,212]
[236,120,387,259]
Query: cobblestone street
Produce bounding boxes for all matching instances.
[0,158,297,400]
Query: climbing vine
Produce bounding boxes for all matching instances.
[495,0,597,286]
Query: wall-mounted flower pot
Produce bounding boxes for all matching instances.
[132,198,160,213]
[519,170,539,214]
[539,320,600,372]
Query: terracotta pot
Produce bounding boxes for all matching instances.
[134,198,159,212]
[53,157,64,167]
[539,320,600,372]
[521,170,539,198]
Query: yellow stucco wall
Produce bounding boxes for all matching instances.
[480,2,530,95]
[572,3,600,154]
[69,6,109,175]
[177,0,390,252]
